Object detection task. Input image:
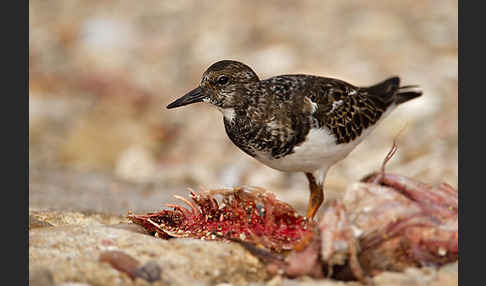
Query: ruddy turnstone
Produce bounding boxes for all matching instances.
[167,60,422,219]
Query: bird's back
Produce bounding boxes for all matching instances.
[256,75,421,144]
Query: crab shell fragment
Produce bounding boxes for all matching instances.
[128,187,314,252]
[353,173,458,274]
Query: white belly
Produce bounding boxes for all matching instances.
[254,127,358,172]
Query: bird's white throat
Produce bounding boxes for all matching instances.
[218,107,236,121]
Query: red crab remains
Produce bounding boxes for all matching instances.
[128,145,458,280]
[128,187,314,251]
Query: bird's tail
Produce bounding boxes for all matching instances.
[366,76,422,105]
[395,84,423,104]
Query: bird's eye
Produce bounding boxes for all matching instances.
[217,75,229,85]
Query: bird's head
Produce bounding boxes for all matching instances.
[167,60,260,110]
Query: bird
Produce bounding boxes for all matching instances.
[166,60,422,220]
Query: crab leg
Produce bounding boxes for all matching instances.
[173,195,200,215]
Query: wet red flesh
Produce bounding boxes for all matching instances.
[128,187,313,251]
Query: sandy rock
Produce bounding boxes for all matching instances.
[30,267,55,286]
[29,211,266,286]
[373,263,458,286]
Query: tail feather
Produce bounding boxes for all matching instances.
[366,76,422,105]
[366,77,400,96]
[395,85,423,104]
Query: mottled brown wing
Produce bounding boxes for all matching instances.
[308,79,392,144]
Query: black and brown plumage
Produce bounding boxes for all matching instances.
[167,60,422,220]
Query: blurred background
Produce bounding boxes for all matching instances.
[29,0,457,216]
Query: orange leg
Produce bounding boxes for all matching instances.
[305,172,324,220]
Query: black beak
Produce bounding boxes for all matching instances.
[167,87,206,109]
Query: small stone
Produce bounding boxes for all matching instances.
[99,250,140,280]
[134,261,162,283]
